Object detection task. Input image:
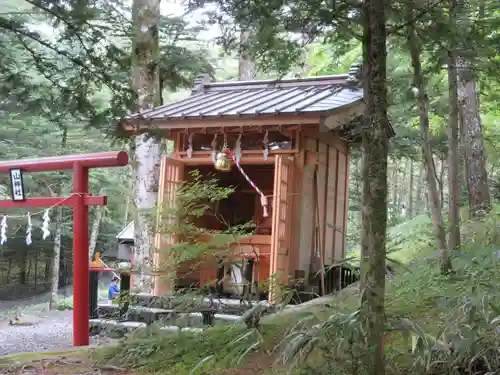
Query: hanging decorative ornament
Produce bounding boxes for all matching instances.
[214,133,232,172]
[0,215,7,245]
[215,151,232,172]
[263,130,269,160]
[42,209,51,239]
[26,213,32,245]
[234,134,242,163]
[186,133,193,158]
[226,150,269,217]
[211,134,218,164]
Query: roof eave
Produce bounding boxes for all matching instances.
[319,100,364,131]
[119,111,329,132]
[116,221,134,240]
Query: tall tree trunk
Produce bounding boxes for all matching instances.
[457,57,490,217]
[455,0,489,217]
[124,177,133,225]
[89,189,105,261]
[406,8,451,273]
[415,162,424,214]
[131,0,162,293]
[439,157,445,209]
[360,0,389,372]
[392,160,398,205]
[124,144,135,226]
[356,156,363,226]
[407,158,414,218]
[49,207,62,310]
[49,127,68,309]
[447,14,461,250]
[238,29,256,80]
[19,250,27,285]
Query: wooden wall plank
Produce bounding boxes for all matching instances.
[316,142,328,263]
[289,154,302,277]
[154,158,185,296]
[269,155,293,304]
[342,148,350,259]
[297,138,317,283]
[325,146,338,263]
[334,152,347,261]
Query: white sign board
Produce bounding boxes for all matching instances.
[9,168,25,201]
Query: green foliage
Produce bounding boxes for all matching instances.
[56,296,73,311]
[164,169,236,243]
[157,169,254,274]
[93,322,282,374]
[270,208,500,374]
[0,0,216,135]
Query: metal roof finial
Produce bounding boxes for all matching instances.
[346,61,363,86]
[191,74,212,95]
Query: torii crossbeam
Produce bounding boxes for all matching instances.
[0,151,129,346]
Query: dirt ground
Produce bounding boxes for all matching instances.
[0,348,280,375]
[0,351,133,375]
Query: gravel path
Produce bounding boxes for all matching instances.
[0,310,110,356]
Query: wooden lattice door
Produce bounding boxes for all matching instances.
[154,157,184,295]
[269,155,293,303]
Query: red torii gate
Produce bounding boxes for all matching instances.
[0,151,129,346]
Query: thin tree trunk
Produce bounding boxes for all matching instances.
[406,7,451,273]
[415,163,424,214]
[19,250,27,285]
[447,24,461,250]
[34,250,38,290]
[132,0,162,293]
[392,160,398,204]
[6,259,12,281]
[49,127,68,309]
[124,177,133,225]
[45,260,50,282]
[89,189,105,261]
[27,259,32,281]
[49,207,62,310]
[124,145,134,225]
[439,157,445,209]
[360,0,389,372]
[407,158,414,218]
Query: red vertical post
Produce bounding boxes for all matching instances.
[73,162,90,346]
[0,152,128,347]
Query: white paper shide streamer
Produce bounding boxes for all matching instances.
[26,213,32,245]
[186,133,193,158]
[42,209,51,239]
[263,131,269,160]
[0,216,7,245]
[234,134,242,162]
[211,134,218,164]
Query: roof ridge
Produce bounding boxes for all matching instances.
[203,74,349,91]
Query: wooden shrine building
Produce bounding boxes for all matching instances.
[119,66,373,302]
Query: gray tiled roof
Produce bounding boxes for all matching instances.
[127,74,363,121]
